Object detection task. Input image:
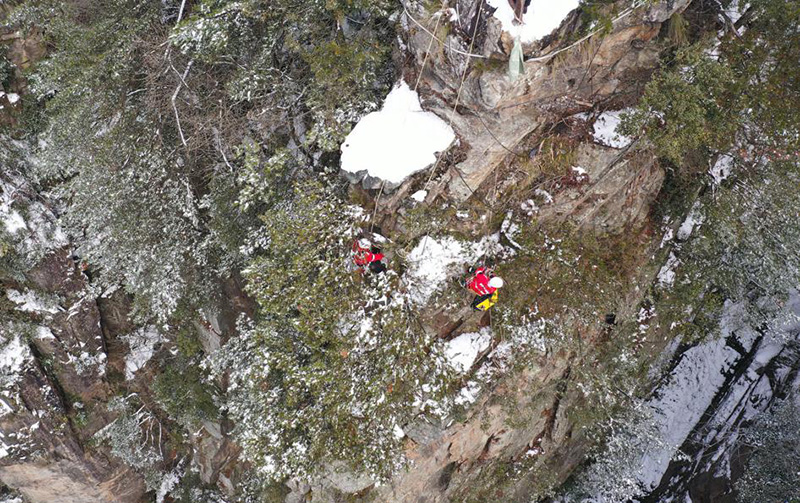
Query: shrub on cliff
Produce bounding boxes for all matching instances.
[209,179,453,481]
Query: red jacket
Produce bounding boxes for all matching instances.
[353,242,384,267]
[468,267,496,296]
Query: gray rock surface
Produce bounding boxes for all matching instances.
[397,0,690,204]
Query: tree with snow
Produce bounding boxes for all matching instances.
[212,179,453,481]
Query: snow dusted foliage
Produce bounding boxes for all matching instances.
[94,395,166,491]
[5,289,61,315]
[501,313,549,356]
[559,405,671,502]
[32,128,210,322]
[170,0,394,151]
[15,0,399,328]
[0,143,68,277]
[155,459,185,503]
[706,160,800,300]
[735,387,800,502]
[660,156,800,341]
[622,0,800,172]
[209,182,453,482]
[16,0,248,324]
[27,52,212,323]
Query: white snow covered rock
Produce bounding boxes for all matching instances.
[592,110,633,149]
[340,81,455,189]
[486,0,580,44]
[444,330,492,374]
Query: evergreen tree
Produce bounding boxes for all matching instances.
[211,179,452,481]
[622,0,800,338]
[735,387,800,503]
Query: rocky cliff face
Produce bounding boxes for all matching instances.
[0,187,145,501]
[0,175,248,503]
[0,1,748,502]
[396,0,688,204]
[297,2,697,502]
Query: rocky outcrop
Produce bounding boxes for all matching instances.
[298,1,693,501]
[0,25,44,126]
[0,460,142,503]
[398,0,689,203]
[0,2,720,502]
[535,142,664,235]
[0,245,148,503]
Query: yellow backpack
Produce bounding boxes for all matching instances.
[475,291,499,311]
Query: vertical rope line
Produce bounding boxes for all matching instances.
[414,1,448,92]
[370,180,386,234]
[418,0,485,258]
[421,0,485,197]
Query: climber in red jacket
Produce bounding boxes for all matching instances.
[466,266,504,311]
[352,238,387,274]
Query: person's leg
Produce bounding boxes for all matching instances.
[482,292,499,310]
[369,261,387,274]
[472,293,492,310]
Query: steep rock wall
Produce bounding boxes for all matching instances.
[398,0,689,203]
[335,2,697,501]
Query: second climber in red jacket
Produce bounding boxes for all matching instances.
[466,266,504,311]
[352,238,387,274]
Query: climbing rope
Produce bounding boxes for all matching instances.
[396,0,648,317]
[403,4,490,60]
[420,0,485,196]
[369,179,386,234]
[405,0,649,204]
[367,1,445,235]
[369,1,460,221]
[414,1,448,92]
[415,0,486,258]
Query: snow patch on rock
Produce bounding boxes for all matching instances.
[0,336,28,381]
[455,380,481,406]
[659,225,674,249]
[657,252,680,288]
[593,110,633,148]
[156,465,183,503]
[404,234,500,305]
[0,334,31,417]
[122,326,165,380]
[6,289,62,314]
[710,154,734,184]
[3,211,26,234]
[486,0,580,44]
[1,177,69,261]
[67,351,107,377]
[676,205,705,241]
[36,326,55,340]
[444,329,492,374]
[340,81,455,184]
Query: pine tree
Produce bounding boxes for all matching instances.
[210,179,453,481]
